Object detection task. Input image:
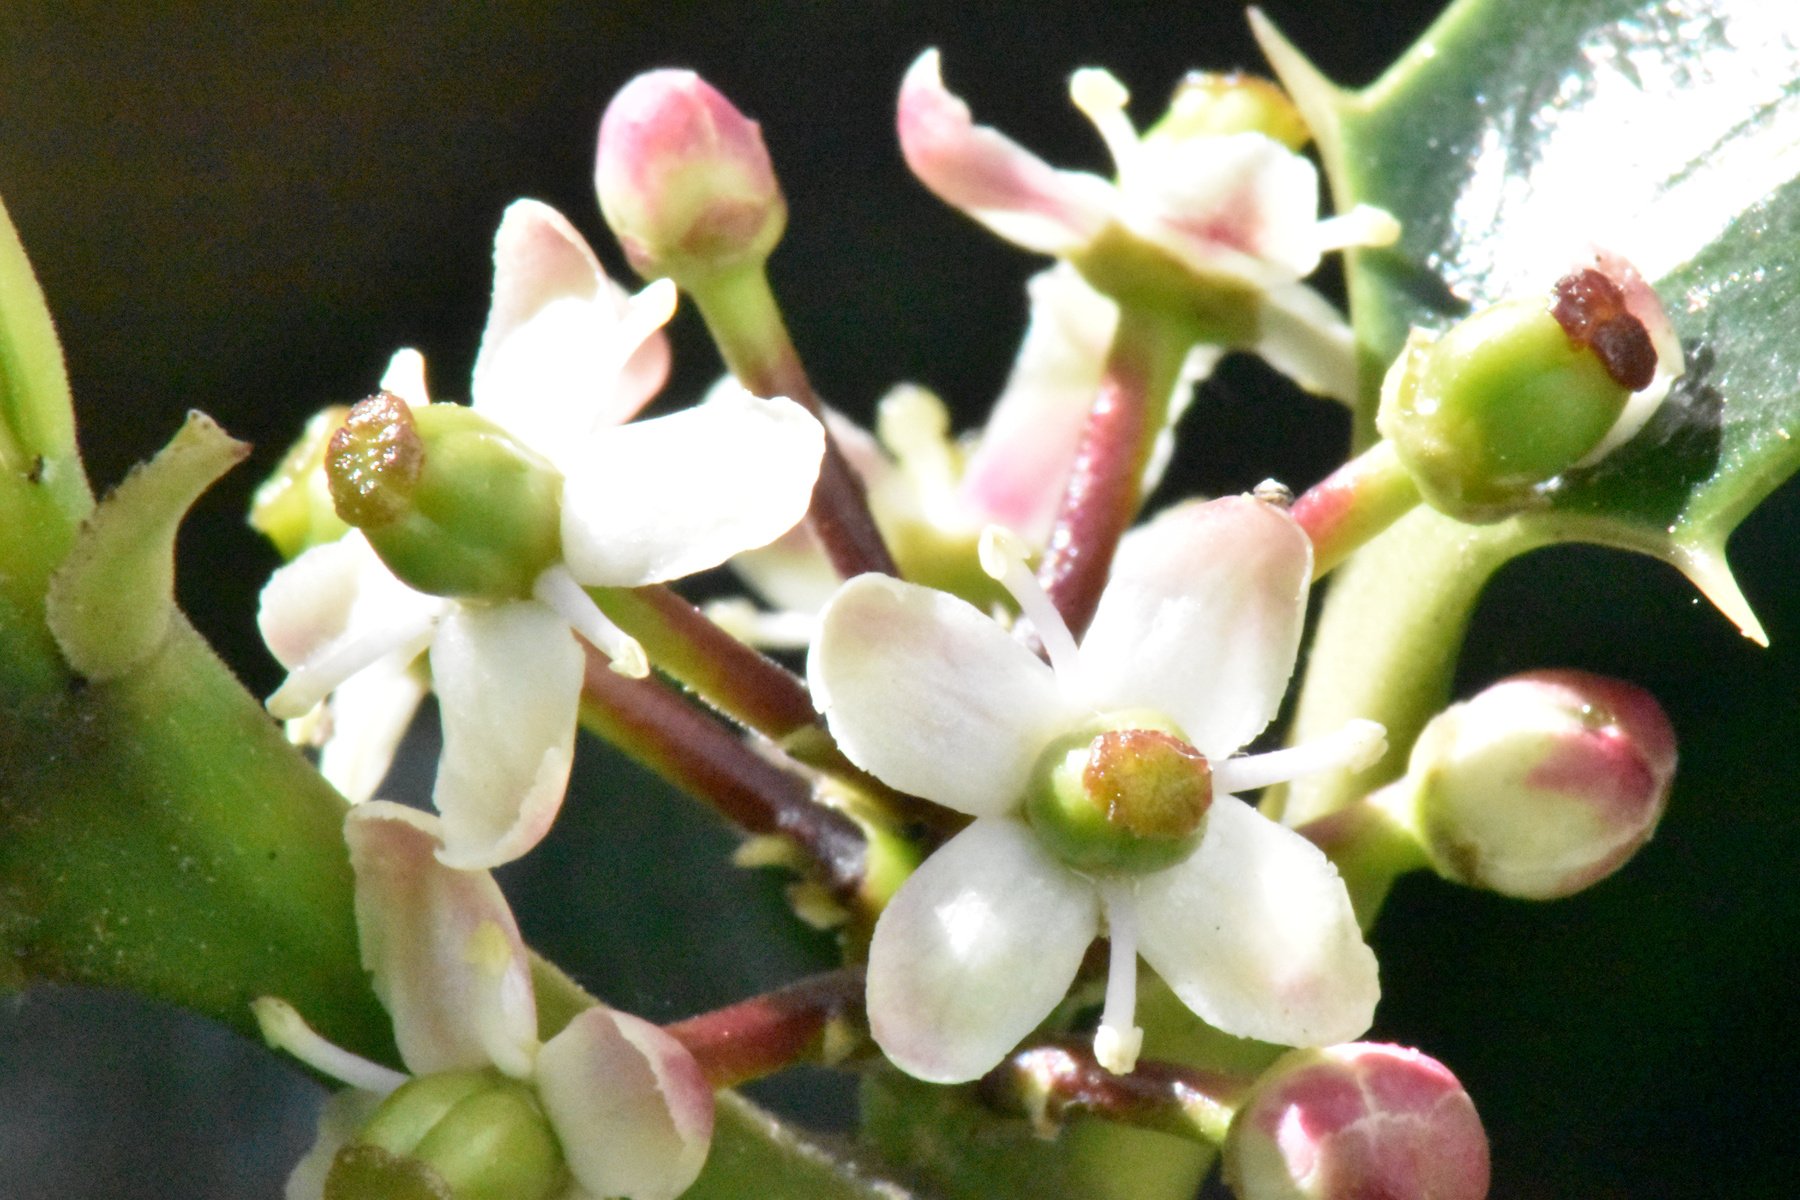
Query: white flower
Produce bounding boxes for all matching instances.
[260,199,825,867]
[256,802,713,1200]
[896,50,1400,401]
[808,495,1383,1082]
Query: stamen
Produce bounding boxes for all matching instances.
[251,996,408,1095]
[978,524,1082,678]
[1069,68,1139,179]
[1211,718,1387,796]
[267,614,437,719]
[379,347,429,407]
[702,598,817,651]
[1094,880,1144,1075]
[1314,204,1401,252]
[533,565,650,677]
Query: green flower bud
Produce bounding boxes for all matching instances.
[330,1070,567,1200]
[326,393,564,601]
[250,405,353,559]
[1145,72,1310,151]
[1377,267,1658,521]
[1024,710,1213,874]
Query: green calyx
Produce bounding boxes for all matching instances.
[1071,224,1259,345]
[333,1069,568,1200]
[325,395,564,601]
[1376,283,1640,521]
[1025,711,1213,874]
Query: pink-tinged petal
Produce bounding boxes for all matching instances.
[472,200,672,449]
[1128,133,1322,286]
[315,654,427,804]
[260,535,444,719]
[808,574,1073,817]
[536,1006,715,1200]
[898,50,1112,256]
[1077,495,1311,759]
[560,388,824,587]
[866,818,1100,1083]
[1135,795,1377,1047]
[345,801,540,1078]
[959,265,1114,542]
[430,601,583,870]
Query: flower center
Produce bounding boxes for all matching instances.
[1024,710,1213,874]
[327,394,566,600]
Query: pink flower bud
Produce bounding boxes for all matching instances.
[1400,670,1676,899]
[596,70,786,280]
[1224,1043,1490,1200]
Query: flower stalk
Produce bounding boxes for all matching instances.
[666,967,869,1089]
[977,1041,1245,1146]
[1289,439,1420,579]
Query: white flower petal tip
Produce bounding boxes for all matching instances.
[536,1007,715,1200]
[808,574,1070,818]
[561,389,826,587]
[1093,1023,1144,1076]
[897,49,1110,256]
[866,820,1102,1083]
[1136,796,1379,1048]
[379,348,430,407]
[346,801,540,1079]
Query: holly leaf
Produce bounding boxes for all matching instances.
[1257,0,1800,642]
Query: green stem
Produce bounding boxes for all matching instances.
[1290,439,1421,579]
[1037,307,1193,638]
[1273,507,1545,827]
[685,262,897,580]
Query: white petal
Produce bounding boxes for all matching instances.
[1076,495,1310,759]
[1134,795,1378,1047]
[260,535,443,719]
[897,50,1112,256]
[344,802,541,1078]
[472,200,672,451]
[1255,282,1358,403]
[315,652,427,804]
[536,1007,715,1200]
[866,818,1100,1083]
[430,601,582,869]
[807,574,1072,817]
[560,388,825,586]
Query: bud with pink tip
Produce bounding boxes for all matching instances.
[1388,670,1676,900]
[596,70,787,281]
[1224,1042,1490,1200]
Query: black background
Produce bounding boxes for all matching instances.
[1,3,1795,1197]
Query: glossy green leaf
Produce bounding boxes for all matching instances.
[1259,0,1800,641]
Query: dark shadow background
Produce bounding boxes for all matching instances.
[1,2,1796,1196]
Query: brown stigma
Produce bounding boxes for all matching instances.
[325,392,424,528]
[1550,268,1657,391]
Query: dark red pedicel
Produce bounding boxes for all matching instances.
[1550,268,1657,391]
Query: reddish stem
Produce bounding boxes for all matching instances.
[579,647,867,900]
[1036,310,1189,638]
[667,967,868,1089]
[1290,440,1420,579]
[977,1039,1246,1144]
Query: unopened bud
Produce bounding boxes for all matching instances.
[1224,1043,1490,1200]
[1391,670,1675,899]
[331,1069,567,1200]
[250,405,352,558]
[596,70,787,281]
[1024,710,1212,873]
[1377,266,1664,521]
[325,395,564,601]
[1146,72,1309,150]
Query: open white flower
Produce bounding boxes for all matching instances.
[256,802,713,1200]
[809,495,1383,1082]
[897,50,1399,401]
[260,198,824,867]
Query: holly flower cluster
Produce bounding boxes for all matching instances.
[241,34,1684,1200]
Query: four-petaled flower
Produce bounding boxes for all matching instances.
[897,49,1399,401]
[255,802,714,1200]
[260,198,824,868]
[810,494,1383,1082]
